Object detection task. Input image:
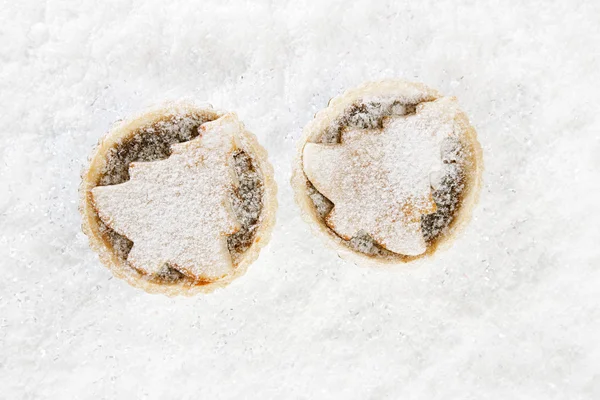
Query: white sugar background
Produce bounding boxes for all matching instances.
[1,0,599,399]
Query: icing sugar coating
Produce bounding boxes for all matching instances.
[303,97,461,256]
[92,114,243,281]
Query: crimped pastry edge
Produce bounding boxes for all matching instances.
[80,102,277,296]
[291,79,483,267]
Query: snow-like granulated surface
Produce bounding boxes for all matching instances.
[92,115,244,281]
[1,1,600,399]
[304,97,461,256]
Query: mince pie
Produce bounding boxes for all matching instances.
[80,103,277,295]
[292,80,483,265]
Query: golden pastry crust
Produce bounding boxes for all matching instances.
[80,102,277,295]
[291,80,483,267]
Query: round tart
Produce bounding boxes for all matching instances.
[80,103,277,295]
[292,80,483,266]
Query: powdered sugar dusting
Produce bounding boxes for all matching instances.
[99,114,213,186]
[92,114,244,281]
[303,97,462,256]
[422,139,467,242]
[227,150,264,263]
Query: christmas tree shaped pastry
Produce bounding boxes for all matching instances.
[92,114,243,281]
[303,99,459,256]
[81,105,277,295]
[292,80,483,265]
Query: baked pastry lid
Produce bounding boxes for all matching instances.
[80,102,277,295]
[291,79,483,267]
